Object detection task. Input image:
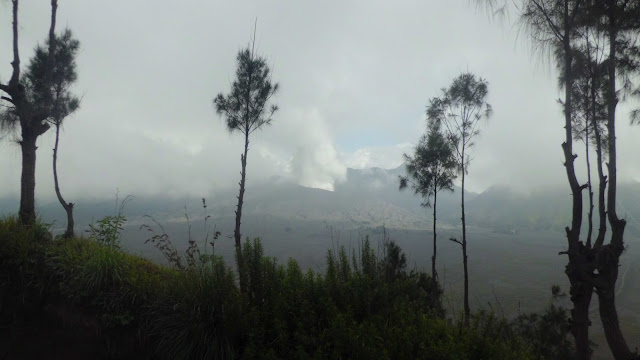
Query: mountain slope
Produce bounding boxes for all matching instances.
[3,166,640,236]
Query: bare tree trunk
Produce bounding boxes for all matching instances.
[592,75,607,249]
[583,26,599,250]
[565,241,594,360]
[45,0,58,108]
[19,132,37,226]
[585,122,594,248]
[49,1,57,45]
[461,148,469,327]
[605,10,620,245]
[432,188,437,280]
[17,121,52,226]
[597,244,630,360]
[53,123,74,237]
[9,0,20,87]
[234,130,249,289]
[593,139,607,248]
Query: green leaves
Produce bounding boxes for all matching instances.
[87,215,125,248]
[24,28,81,126]
[87,194,132,248]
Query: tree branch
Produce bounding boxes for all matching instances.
[531,0,564,43]
[1,96,15,105]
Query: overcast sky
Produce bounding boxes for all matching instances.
[0,0,639,202]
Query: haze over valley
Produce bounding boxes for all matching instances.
[3,165,638,353]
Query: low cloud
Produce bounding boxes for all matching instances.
[341,143,413,170]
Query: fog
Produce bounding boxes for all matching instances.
[1,0,639,202]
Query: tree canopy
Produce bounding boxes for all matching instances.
[400,120,457,208]
[213,47,279,136]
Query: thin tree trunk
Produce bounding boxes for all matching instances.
[585,116,594,248]
[564,170,593,360]
[19,132,37,226]
[584,24,598,250]
[597,11,632,358]
[432,188,437,280]
[461,148,469,327]
[9,0,20,87]
[592,72,607,249]
[49,1,57,46]
[235,44,255,291]
[45,0,57,109]
[602,3,625,252]
[53,123,74,238]
[593,136,607,248]
[234,130,249,288]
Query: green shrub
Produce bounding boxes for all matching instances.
[86,194,132,248]
[512,285,575,359]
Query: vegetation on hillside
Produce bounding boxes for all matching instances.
[0,217,575,359]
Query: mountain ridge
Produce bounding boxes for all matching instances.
[2,165,640,237]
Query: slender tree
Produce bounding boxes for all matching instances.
[589,2,640,358]
[555,1,640,357]
[478,0,640,358]
[428,72,492,326]
[507,1,593,356]
[399,119,457,280]
[571,52,595,248]
[23,29,80,238]
[213,37,279,285]
[0,0,59,225]
[567,29,609,250]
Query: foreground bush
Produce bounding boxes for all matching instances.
[0,216,541,359]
